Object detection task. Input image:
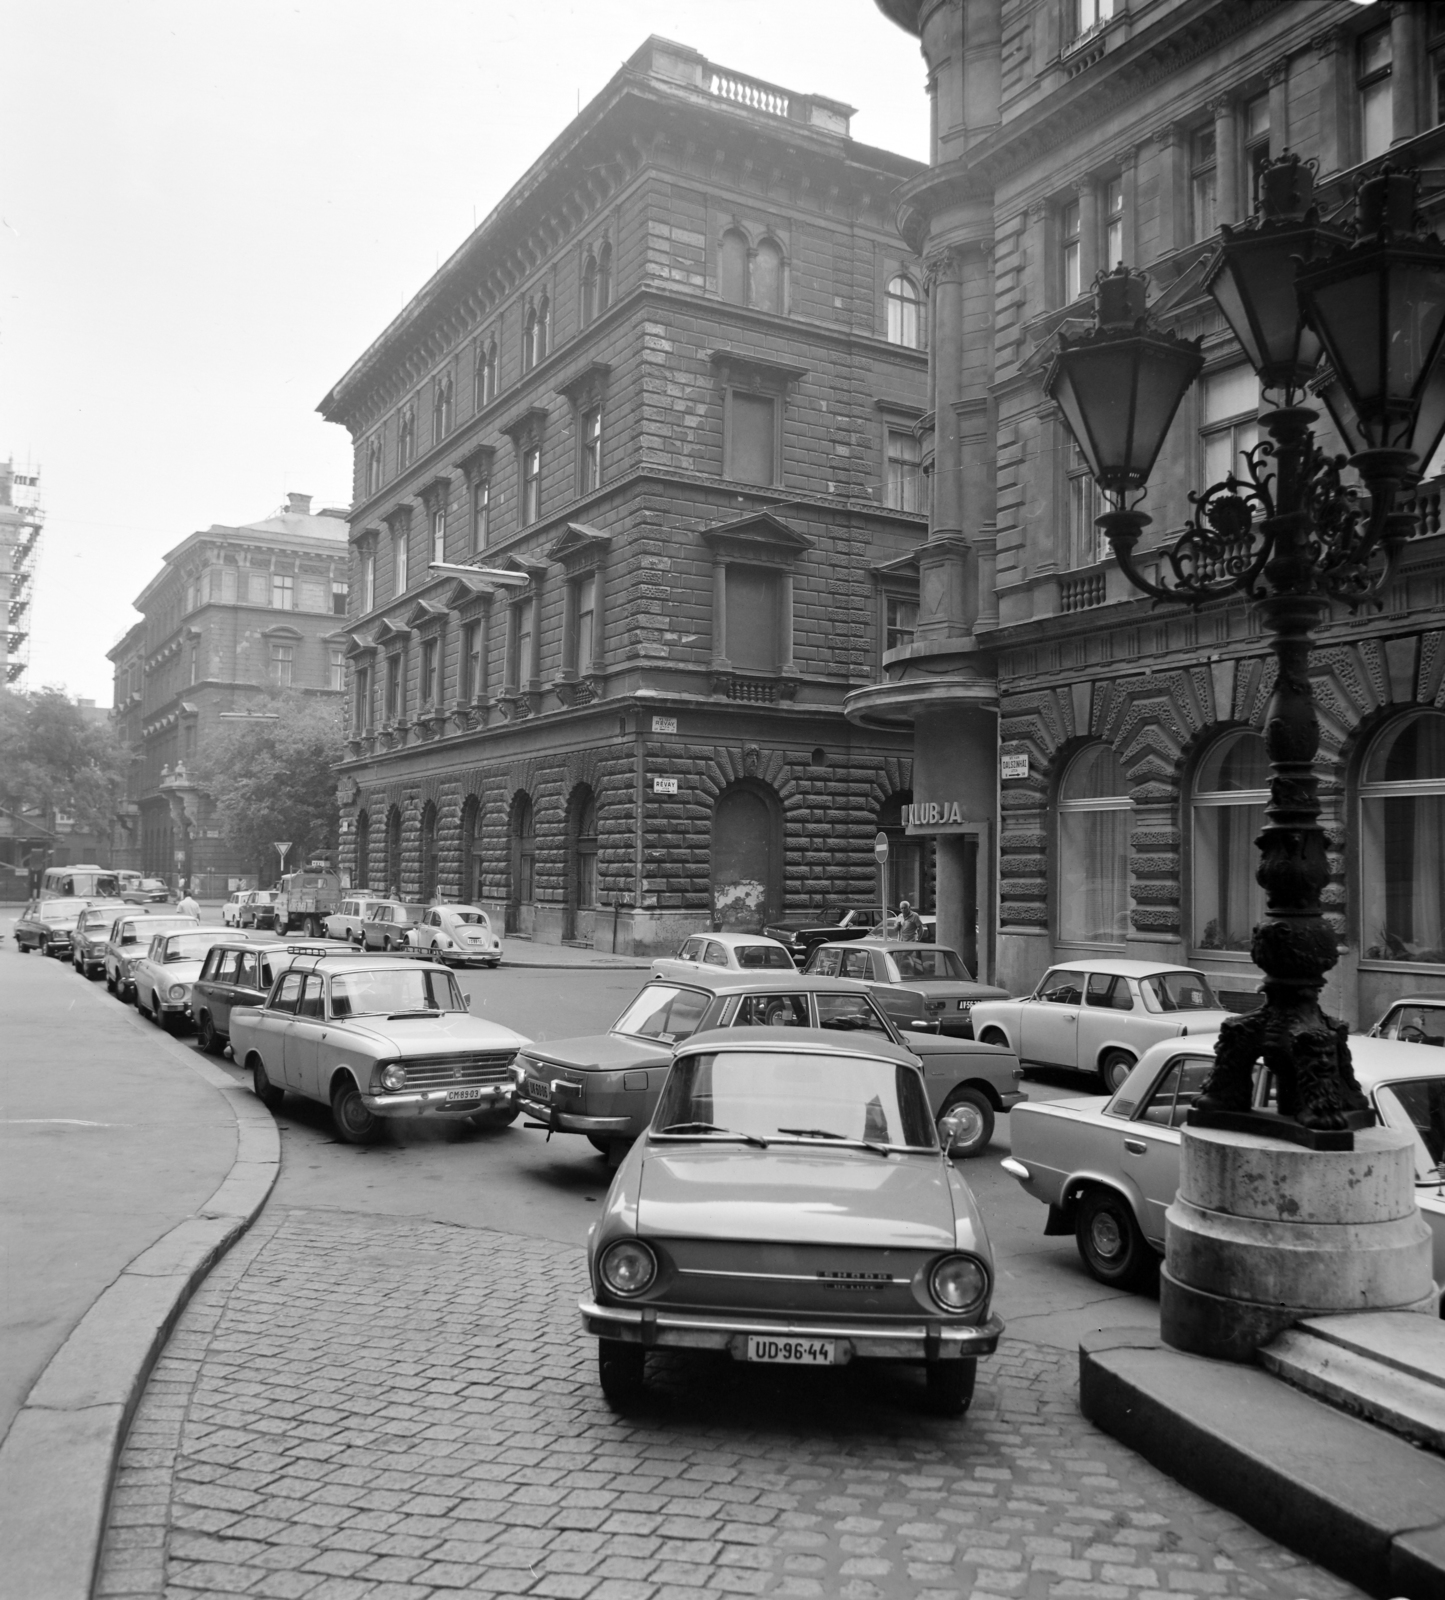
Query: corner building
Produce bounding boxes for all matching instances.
[856,0,1445,1023]
[320,38,930,955]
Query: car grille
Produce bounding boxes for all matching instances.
[397,1051,517,1089]
[653,1239,934,1318]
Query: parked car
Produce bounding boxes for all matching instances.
[650,930,796,979]
[238,889,279,930]
[70,901,130,976]
[968,959,1235,1092]
[131,928,239,1033]
[803,940,1007,1038]
[867,913,937,942]
[1001,1032,1445,1298]
[359,899,427,951]
[1370,997,1445,1048]
[120,876,172,905]
[516,969,1024,1162]
[191,938,353,1055]
[229,953,530,1142]
[760,908,874,960]
[324,893,385,944]
[102,912,201,999]
[221,891,249,928]
[411,905,503,967]
[14,897,96,957]
[580,1027,1004,1412]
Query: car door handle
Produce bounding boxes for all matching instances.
[1124,1138,1147,1155]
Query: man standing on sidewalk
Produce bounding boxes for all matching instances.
[177,886,200,919]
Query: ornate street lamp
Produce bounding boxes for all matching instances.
[1045,158,1445,1148]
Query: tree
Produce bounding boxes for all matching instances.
[192,692,345,878]
[0,686,130,838]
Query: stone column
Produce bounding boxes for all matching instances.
[1267,58,1290,154]
[1311,28,1349,175]
[929,249,965,542]
[1152,124,1185,255]
[1213,97,1239,227]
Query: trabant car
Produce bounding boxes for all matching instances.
[323,893,384,943]
[229,953,530,1143]
[580,1028,1004,1413]
[650,930,795,979]
[968,959,1235,1092]
[804,940,1007,1039]
[221,891,248,927]
[412,905,503,967]
[120,876,172,905]
[1370,996,1445,1048]
[1002,1032,1445,1299]
[14,897,100,957]
[103,912,200,999]
[71,902,129,976]
[131,928,241,1033]
[191,938,350,1055]
[516,970,1024,1162]
[359,899,427,951]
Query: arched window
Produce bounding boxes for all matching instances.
[597,241,612,311]
[460,795,481,905]
[475,338,497,410]
[752,238,784,314]
[581,254,597,326]
[886,274,920,347]
[1192,731,1268,953]
[420,802,438,902]
[720,228,748,306]
[1361,710,1445,964]
[522,308,537,373]
[1057,745,1131,944]
[432,374,453,441]
[536,294,550,362]
[354,810,369,891]
[385,806,403,897]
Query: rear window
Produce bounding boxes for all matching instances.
[613,984,712,1043]
[1140,971,1219,1013]
[735,945,793,970]
[886,948,966,981]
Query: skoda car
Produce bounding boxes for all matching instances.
[580,1029,1004,1414]
[131,928,240,1033]
[103,912,201,999]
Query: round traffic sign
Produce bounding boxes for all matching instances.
[873,831,889,865]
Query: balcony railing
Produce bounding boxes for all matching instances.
[709,70,789,119]
[1060,571,1108,612]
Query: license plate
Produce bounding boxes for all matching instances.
[445,1087,483,1103]
[746,1337,835,1365]
[958,1000,971,1010]
[525,1079,549,1102]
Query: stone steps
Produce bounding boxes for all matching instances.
[1260,1311,1445,1455]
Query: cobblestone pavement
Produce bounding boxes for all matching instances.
[97,1209,1366,1600]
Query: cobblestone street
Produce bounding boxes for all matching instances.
[97,1210,1366,1600]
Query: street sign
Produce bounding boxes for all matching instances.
[274,840,293,867]
[1001,749,1029,780]
[873,831,889,865]
[652,777,678,795]
[651,715,677,734]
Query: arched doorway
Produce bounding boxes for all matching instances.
[460,795,482,905]
[565,786,598,943]
[711,781,783,931]
[508,792,534,933]
[354,811,369,890]
[419,802,438,902]
[385,806,402,897]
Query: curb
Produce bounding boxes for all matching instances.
[0,1012,280,1600]
[1078,1326,1445,1600]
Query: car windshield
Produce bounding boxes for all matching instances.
[613,984,712,1043]
[734,944,793,969]
[121,918,198,944]
[329,968,464,1018]
[164,933,227,962]
[1373,1078,1445,1184]
[887,948,966,981]
[1139,971,1220,1012]
[654,1049,936,1149]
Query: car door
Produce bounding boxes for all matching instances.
[284,975,328,1096]
[209,949,246,1031]
[261,971,304,1081]
[1020,968,1086,1066]
[1077,971,1134,1069]
[1122,1055,1213,1244]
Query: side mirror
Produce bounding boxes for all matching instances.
[463,993,472,1010]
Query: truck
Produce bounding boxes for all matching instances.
[273,866,345,936]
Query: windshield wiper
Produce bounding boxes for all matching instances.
[385,1009,445,1019]
[775,1127,895,1157]
[657,1121,769,1147]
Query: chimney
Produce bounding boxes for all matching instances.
[286,492,312,515]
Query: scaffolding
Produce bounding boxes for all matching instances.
[0,461,43,690]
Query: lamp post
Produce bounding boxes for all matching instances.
[1046,158,1445,1149]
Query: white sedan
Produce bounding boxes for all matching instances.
[131,928,244,1033]
[412,905,503,967]
[650,930,796,980]
[969,959,1235,1092]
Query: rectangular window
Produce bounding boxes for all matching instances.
[1068,442,1104,567]
[363,551,375,613]
[354,664,371,729]
[1202,365,1261,486]
[269,644,293,687]
[575,572,596,676]
[727,392,776,485]
[420,637,438,705]
[522,446,541,525]
[329,647,345,691]
[385,655,401,722]
[184,581,197,613]
[393,530,408,596]
[431,506,445,566]
[271,574,294,610]
[1244,94,1271,207]
[724,566,781,671]
[332,581,349,616]
[188,643,198,686]
[511,598,534,688]
[581,406,602,493]
[1104,177,1124,270]
[884,428,923,512]
[461,620,483,701]
[1191,126,1217,242]
[1061,199,1081,301]
[471,478,490,552]
[1075,0,1113,35]
[885,594,917,653]
[1359,25,1393,162]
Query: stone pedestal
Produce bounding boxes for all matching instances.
[1161,1125,1436,1362]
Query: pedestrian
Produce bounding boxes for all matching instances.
[177,886,200,919]
[897,899,923,942]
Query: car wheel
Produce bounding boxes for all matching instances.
[979,1027,1009,1050]
[196,1013,224,1056]
[1075,1187,1154,1291]
[331,1078,381,1144]
[937,1087,994,1160]
[925,1358,976,1417]
[1099,1050,1135,1093]
[382,936,393,952]
[469,1106,519,1131]
[598,1338,646,1406]
[251,1056,285,1112]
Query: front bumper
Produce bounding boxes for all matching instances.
[361,1081,517,1119]
[999,1089,1027,1110]
[579,1295,1004,1362]
[517,1092,635,1136]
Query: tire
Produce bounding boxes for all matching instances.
[331,1077,380,1144]
[469,1105,520,1131]
[598,1338,646,1406]
[1075,1187,1154,1291]
[382,936,393,952]
[937,1087,995,1160]
[1099,1050,1136,1094]
[979,1028,1009,1049]
[306,916,322,938]
[251,1055,285,1112]
[196,1013,224,1056]
[925,1358,976,1417]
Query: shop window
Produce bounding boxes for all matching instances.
[1191,126,1217,243]
[725,566,781,671]
[885,274,920,347]
[1057,744,1131,944]
[726,392,777,485]
[461,795,481,903]
[1061,198,1081,302]
[752,238,784,314]
[885,428,923,512]
[1361,711,1445,965]
[271,574,294,610]
[385,807,402,894]
[420,803,438,901]
[1202,365,1260,486]
[1359,24,1393,162]
[574,789,598,910]
[720,228,749,306]
[1192,731,1268,953]
[355,811,370,889]
[512,794,535,906]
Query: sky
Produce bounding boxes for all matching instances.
[1,0,928,706]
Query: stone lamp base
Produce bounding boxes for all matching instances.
[1161,1125,1437,1363]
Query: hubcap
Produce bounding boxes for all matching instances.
[941,1105,983,1151]
[1090,1212,1124,1259]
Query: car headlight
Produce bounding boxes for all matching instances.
[599,1239,657,1297]
[928,1253,989,1313]
[167,984,188,1002]
[380,1063,407,1091]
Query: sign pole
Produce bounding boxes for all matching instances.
[873,831,889,936]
